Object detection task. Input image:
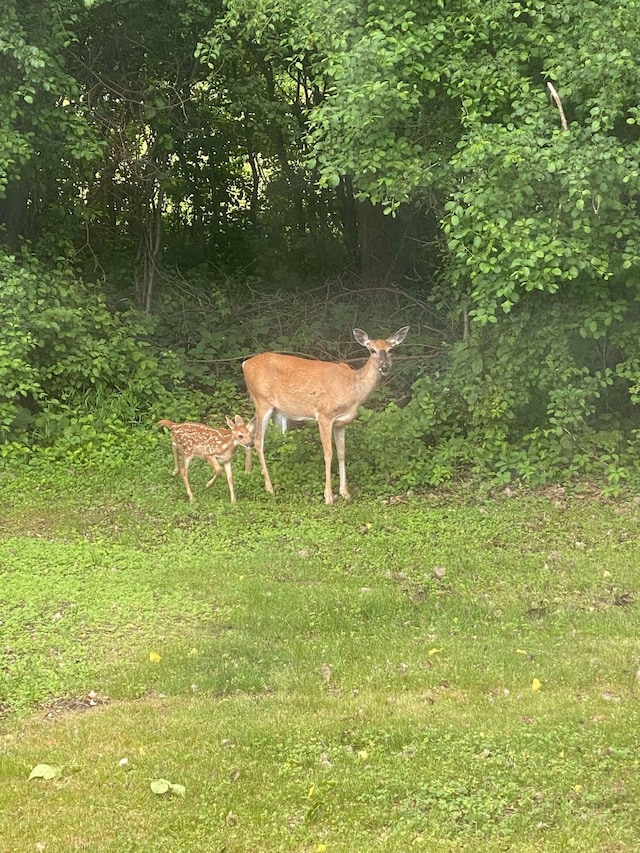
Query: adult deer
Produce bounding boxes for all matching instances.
[242,326,409,504]
[157,416,254,503]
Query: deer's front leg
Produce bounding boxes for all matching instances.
[244,446,253,473]
[333,425,350,500]
[318,419,335,505]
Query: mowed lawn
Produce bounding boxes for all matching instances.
[1,453,639,852]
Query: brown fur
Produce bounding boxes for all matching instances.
[242,326,409,504]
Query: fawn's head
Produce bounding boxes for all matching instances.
[227,415,255,449]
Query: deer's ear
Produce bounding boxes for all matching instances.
[387,326,409,347]
[226,416,235,429]
[234,414,245,426]
[247,416,257,436]
[353,328,370,347]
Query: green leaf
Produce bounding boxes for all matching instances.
[28,764,59,781]
[150,778,185,797]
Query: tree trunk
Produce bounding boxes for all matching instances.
[337,176,358,266]
[0,180,31,248]
[357,199,395,283]
[135,182,164,312]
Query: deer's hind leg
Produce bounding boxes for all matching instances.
[251,408,275,494]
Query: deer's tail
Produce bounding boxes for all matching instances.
[157,419,176,430]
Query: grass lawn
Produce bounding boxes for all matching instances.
[1,449,639,852]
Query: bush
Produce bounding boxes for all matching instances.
[0,251,180,450]
[5,258,640,496]
[352,294,640,495]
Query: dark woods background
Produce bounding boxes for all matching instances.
[2,0,640,494]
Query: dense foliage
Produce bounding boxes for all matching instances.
[1,0,640,491]
[0,253,180,457]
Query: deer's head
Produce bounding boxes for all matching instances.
[352,326,410,376]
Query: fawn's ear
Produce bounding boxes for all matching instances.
[246,416,257,436]
[226,416,235,429]
[234,414,245,426]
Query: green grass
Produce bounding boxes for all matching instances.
[1,450,640,851]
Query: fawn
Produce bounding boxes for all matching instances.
[157,416,254,503]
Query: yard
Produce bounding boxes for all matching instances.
[1,455,639,851]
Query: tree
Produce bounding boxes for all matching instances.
[294,0,640,318]
[199,0,369,279]
[0,0,103,250]
[67,0,224,308]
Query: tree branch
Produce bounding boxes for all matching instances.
[547,82,568,131]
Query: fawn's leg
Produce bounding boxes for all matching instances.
[205,457,223,490]
[223,461,236,503]
[178,456,195,501]
[171,441,181,476]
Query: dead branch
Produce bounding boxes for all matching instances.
[547,82,568,131]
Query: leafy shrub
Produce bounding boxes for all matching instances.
[351,293,640,495]
[0,251,181,450]
[6,257,640,496]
